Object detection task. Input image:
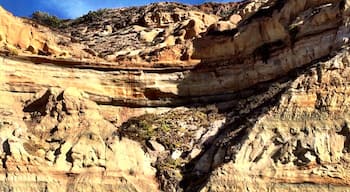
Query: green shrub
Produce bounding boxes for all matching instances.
[73,9,107,24]
[31,11,63,28]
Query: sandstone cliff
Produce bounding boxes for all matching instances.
[1,0,350,191]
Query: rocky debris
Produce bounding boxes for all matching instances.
[0,1,249,64]
[196,2,242,19]
[119,107,225,192]
[60,2,219,62]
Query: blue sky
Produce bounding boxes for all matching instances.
[0,0,237,19]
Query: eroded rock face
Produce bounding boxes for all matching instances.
[193,0,348,60]
[0,7,91,59]
[0,87,158,191]
[198,48,350,192]
[1,0,350,191]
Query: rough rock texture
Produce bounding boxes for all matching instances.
[186,49,350,192]
[0,86,158,191]
[60,2,220,63]
[1,0,350,191]
[0,6,96,60]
